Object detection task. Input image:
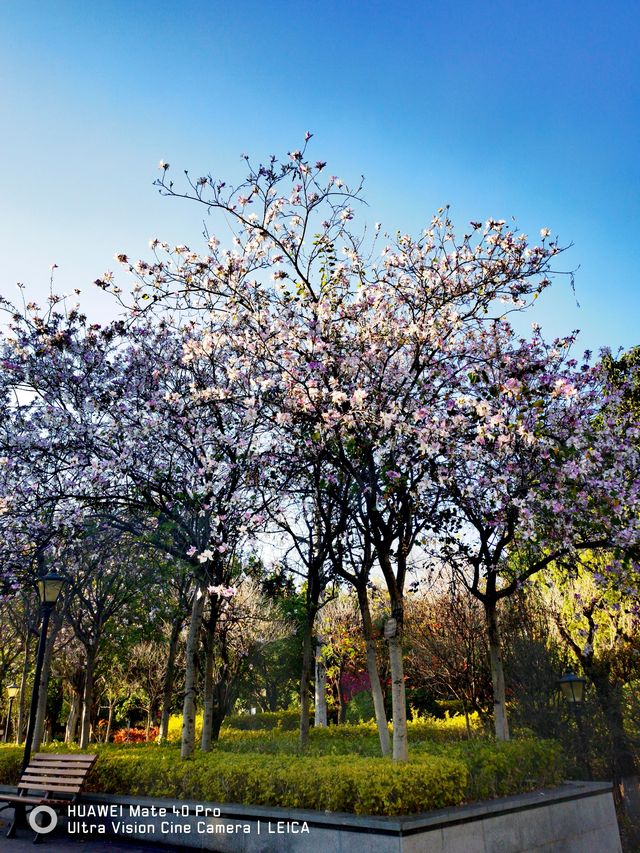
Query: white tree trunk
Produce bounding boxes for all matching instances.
[485,602,510,741]
[105,702,114,743]
[181,586,206,759]
[356,587,391,756]
[314,641,328,727]
[79,648,96,749]
[388,636,408,761]
[299,613,314,748]
[65,692,80,743]
[366,639,391,756]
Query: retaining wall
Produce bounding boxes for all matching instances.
[0,780,622,852]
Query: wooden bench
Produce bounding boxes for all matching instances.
[0,752,97,843]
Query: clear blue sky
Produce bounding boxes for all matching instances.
[1,0,638,354]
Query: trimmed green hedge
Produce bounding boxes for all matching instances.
[0,737,563,815]
[166,712,482,751]
[0,745,465,815]
[223,710,307,731]
[414,739,565,801]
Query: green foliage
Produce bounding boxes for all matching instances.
[0,732,563,814]
[167,710,483,755]
[419,739,565,801]
[345,690,376,723]
[67,746,469,815]
[223,709,308,731]
[0,746,21,786]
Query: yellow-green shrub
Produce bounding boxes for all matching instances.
[0,746,21,786]
[458,739,565,800]
[0,734,563,815]
[84,746,467,815]
[223,709,306,731]
[165,710,482,745]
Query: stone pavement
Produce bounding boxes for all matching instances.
[0,809,174,852]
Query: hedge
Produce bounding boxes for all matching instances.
[0,745,465,815]
[0,737,563,815]
[223,709,307,731]
[166,711,481,752]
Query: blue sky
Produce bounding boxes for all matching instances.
[1,0,638,354]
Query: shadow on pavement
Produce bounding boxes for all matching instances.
[0,809,176,852]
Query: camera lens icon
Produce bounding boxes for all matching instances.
[28,805,58,834]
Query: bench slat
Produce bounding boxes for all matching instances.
[21,769,89,778]
[18,783,84,794]
[30,755,96,764]
[19,778,83,789]
[31,756,96,762]
[7,752,98,821]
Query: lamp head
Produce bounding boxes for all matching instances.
[558,669,586,705]
[37,571,66,606]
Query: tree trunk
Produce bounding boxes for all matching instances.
[338,670,348,724]
[484,599,510,741]
[210,705,225,742]
[65,691,80,744]
[79,647,97,749]
[181,585,206,759]
[158,617,182,744]
[314,640,327,727]
[299,611,315,749]
[105,701,114,743]
[388,634,408,761]
[357,585,391,756]
[200,615,216,753]
[16,632,31,744]
[463,700,472,739]
[32,612,62,752]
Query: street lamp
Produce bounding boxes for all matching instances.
[557,669,592,780]
[3,684,19,743]
[21,571,66,773]
[558,670,586,706]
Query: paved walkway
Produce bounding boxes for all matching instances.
[0,809,173,852]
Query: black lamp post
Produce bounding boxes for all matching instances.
[3,684,19,743]
[557,669,592,780]
[20,571,66,774]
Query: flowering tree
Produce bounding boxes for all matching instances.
[0,302,268,757]
[102,142,567,759]
[428,322,640,739]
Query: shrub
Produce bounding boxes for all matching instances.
[223,710,311,731]
[345,690,375,723]
[459,739,565,800]
[113,727,159,744]
[84,746,467,815]
[0,730,563,816]
[0,746,21,786]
